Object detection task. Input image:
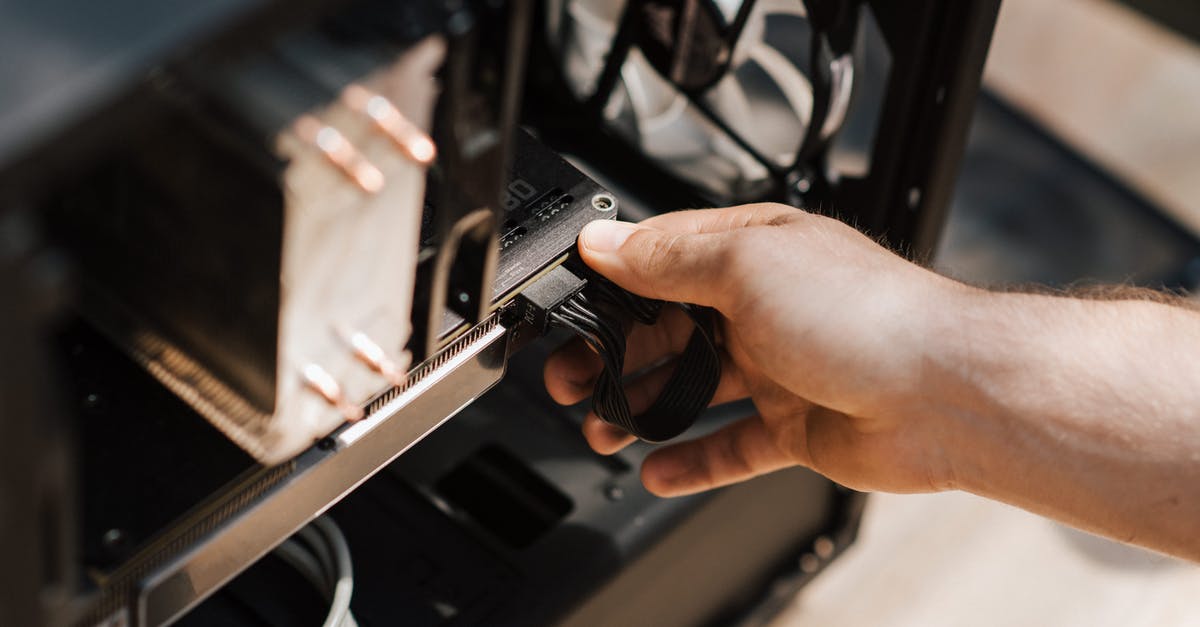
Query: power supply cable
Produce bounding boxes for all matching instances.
[546,269,722,442]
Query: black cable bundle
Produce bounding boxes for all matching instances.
[550,271,722,442]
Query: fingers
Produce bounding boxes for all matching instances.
[543,337,601,405]
[543,306,698,405]
[638,203,803,234]
[577,204,808,308]
[640,415,795,497]
[579,352,748,455]
[582,415,637,455]
[578,221,735,308]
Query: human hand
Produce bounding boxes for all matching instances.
[544,203,973,497]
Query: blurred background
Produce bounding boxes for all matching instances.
[774,0,1200,624]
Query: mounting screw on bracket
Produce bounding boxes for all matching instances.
[591,193,617,212]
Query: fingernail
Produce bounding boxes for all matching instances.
[580,220,638,253]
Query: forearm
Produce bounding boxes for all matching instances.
[931,289,1200,559]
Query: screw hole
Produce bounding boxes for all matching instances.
[591,193,616,212]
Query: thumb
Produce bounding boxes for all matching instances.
[577,219,734,309]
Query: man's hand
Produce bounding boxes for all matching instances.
[544,203,972,496]
[543,203,1200,561]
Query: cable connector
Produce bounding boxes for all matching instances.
[516,264,587,334]
[515,257,721,443]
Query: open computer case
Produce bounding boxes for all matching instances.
[0,0,999,625]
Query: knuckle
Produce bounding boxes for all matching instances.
[784,208,824,232]
[717,426,756,478]
[696,452,717,487]
[766,211,801,227]
[756,202,803,227]
[717,235,757,308]
[775,416,811,467]
[639,231,689,277]
[723,233,754,266]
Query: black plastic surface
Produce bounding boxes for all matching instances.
[56,321,256,574]
[516,264,587,333]
[180,341,848,627]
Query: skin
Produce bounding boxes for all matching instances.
[542,203,1200,561]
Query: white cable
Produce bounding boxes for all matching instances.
[312,516,355,627]
[297,525,337,589]
[270,516,357,627]
[272,539,330,597]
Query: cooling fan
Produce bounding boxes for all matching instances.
[545,0,863,202]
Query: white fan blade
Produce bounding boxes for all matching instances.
[708,73,756,129]
[747,41,813,128]
[756,0,807,18]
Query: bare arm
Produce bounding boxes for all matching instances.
[933,290,1200,558]
[543,203,1200,561]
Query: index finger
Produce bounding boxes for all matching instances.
[638,203,804,234]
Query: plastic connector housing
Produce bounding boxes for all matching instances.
[516,264,586,334]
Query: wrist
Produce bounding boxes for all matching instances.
[905,277,1004,492]
[914,285,1085,494]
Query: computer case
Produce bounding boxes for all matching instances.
[0,0,999,625]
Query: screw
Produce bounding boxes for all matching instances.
[101,528,127,551]
[82,392,105,413]
[591,193,616,212]
[799,553,820,574]
[604,483,625,501]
